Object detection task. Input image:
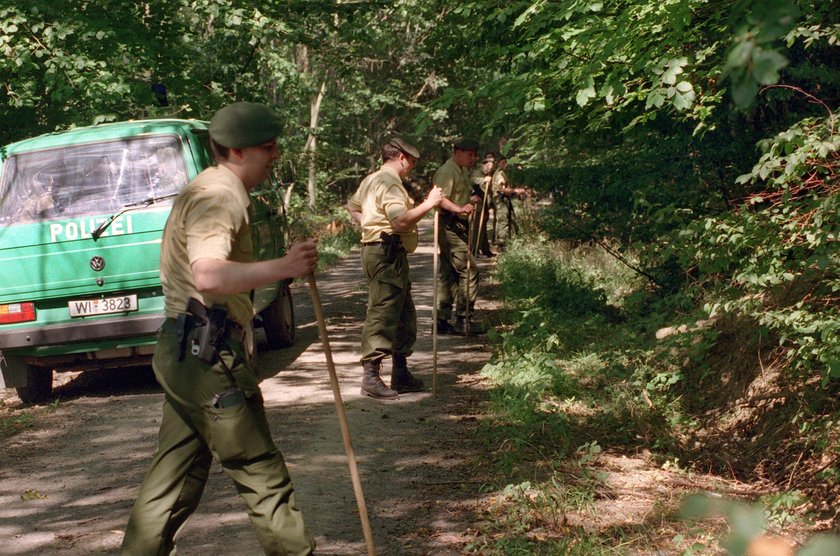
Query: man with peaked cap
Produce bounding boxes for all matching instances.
[346,135,444,399]
[122,101,318,555]
[433,137,482,336]
[469,152,496,257]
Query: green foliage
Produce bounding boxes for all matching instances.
[725,0,800,108]
[286,193,359,270]
[0,410,34,439]
[476,226,840,550]
[495,237,612,318]
[685,115,839,381]
[0,1,282,143]
[681,494,840,555]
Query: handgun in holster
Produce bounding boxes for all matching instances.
[380,231,403,264]
[186,297,229,364]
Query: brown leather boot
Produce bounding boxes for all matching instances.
[361,360,398,399]
[390,354,424,393]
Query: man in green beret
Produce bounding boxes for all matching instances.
[346,135,444,399]
[433,137,482,335]
[122,101,317,555]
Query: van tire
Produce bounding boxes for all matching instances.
[16,366,53,404]
[262,282,295,349]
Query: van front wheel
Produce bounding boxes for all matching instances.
[261,282,295,349]
[16,365,53,404]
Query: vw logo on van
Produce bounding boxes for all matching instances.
[90,256,106,272]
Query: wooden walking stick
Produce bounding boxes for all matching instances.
[307,275,376,556]
[473,177,491,259]
[464,211,474,338]
[432,210,440,395]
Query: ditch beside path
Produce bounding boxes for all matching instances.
[0,217,500,555]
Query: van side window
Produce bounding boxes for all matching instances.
[0,135,187,225]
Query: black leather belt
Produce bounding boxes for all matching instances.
[362,241,386,247]
[161,316,246,343]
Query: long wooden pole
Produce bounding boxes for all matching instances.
[464,212,473,338]
[307,275,376,556]
[432,211,439,396]
[473,177,491,259]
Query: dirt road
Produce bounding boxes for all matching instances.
[0,219,498,555]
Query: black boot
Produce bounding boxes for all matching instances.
[361,360,398,400]
[390,354,424,393]
[436,319,456,334]
[455,316,484,336]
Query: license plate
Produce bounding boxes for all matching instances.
[69,294,139,317]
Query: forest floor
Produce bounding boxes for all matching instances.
[0,218,797,555]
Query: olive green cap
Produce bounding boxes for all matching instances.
[386,134,420,159]
[453,136,479,151]
[482,152,496,163]
[209,101,283,148]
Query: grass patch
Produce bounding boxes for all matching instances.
[316,222,359,269]
[0,407,34,439]
[473,230,836,553]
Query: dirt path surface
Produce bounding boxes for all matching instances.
[0,219,499,555]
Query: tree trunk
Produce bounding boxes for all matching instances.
[306,80,327,208]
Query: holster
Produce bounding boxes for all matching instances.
[380,231,403,264]
[442,213,469,237]
[181,297,230,364]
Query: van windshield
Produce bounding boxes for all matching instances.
[0,135,187,225]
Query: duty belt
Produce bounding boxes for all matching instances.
[161,316,245,344]
[160,297,248,365]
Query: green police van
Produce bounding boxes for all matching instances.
[0,119,295,403]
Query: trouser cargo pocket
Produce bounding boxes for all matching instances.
[206,393,276,463]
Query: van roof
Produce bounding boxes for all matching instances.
[1,119,210,159]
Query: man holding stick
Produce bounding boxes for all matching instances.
[346,135,444,400]
[469,152,496,258]
[122,101,318,555]
[493,155,527,250]
[433,137,483,336]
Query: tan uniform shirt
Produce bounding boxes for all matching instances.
[492,168,509,192]
[433,158,471,219]
[159,165,255,328]
[471,166,493,200]
[348,164,418,253]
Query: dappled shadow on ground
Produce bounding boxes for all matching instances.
[0,217,499,555]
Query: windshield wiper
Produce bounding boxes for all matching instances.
[92,193,180,241]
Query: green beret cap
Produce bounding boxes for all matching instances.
[453,136,479,151]
[386,134,420,159]
[209,102,283,148]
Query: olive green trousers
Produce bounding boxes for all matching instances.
[360,245,416,363]
[494,195,515,246]
[470,201,493,255]
[121,326,314,556]
[437,221,479,320]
